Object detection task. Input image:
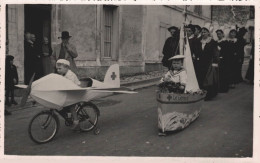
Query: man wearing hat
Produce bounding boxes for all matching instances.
[52,31,78,75]
[162,26,180,70]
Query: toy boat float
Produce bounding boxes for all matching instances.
[157,18,206,134]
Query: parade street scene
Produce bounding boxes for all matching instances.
[4,4,254,157]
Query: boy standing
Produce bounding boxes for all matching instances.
[5,55,19,115]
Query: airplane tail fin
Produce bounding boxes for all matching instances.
[104,64,120,88]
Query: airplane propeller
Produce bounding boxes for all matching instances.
[20,73,35,107]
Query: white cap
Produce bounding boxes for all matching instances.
[56,59,70,66]
[168,55,185,60]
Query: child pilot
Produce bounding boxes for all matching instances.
[160,55,187,91]
[56,59,81,129]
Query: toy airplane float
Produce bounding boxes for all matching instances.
[16,64,137,109]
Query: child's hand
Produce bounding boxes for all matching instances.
[179,85,185,90]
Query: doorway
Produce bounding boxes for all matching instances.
[24,4,52,45]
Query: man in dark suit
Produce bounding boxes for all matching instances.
[162,26,180,70]
[52,31,78,75]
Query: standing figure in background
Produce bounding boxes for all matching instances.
[245,40,254,84]
[185,24,199,78]
[227,29,238,88]
[162,26,180,70]
[193,25,202,40]
[41,37,53,75]
[216,29,230,93]
[52,31,78,75]
[5,55,19,114]
[195,27,219,100]
[236,27,248,83]
[30,33,43,80]
[24,32,35,84]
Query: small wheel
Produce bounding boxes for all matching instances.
[28,111,59,144]
[77,102,99,132]
[94,127,100,135]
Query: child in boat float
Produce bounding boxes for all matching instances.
[160,55,187,91]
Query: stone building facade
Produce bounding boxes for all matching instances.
[6,5,211,82]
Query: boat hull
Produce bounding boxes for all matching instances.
[157,92,206,132]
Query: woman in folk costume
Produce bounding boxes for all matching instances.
[226,28,239,88]
[236,27,248,83]
[245,39,254,84]
[194,24,219,100]
[216,29,230,93]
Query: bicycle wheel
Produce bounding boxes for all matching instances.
[28,111,60,144]
[77,102,99,132]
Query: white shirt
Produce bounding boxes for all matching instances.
[161,69,187,85]
[64,69,81,86]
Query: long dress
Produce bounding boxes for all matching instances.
[195,37,219,100]
[236,37,247,83]
[226,38,239,85]
[245,41,254,83]
[217,39,230,92]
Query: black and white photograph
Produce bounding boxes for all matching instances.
[1,0,259,162]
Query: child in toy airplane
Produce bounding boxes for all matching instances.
[160,55,187,92]
[56,59,81,129]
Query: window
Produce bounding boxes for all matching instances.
[103,6,113,57]
[102,5,119,59]
[194,6,202,16]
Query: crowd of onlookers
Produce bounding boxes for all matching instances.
[5,31,78,115]
[162,24,254,100]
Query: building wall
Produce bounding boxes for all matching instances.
[6,5,212,82]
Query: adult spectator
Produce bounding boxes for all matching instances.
[52,31,78,75]
[216,29,230,93]
[41,37,54,75]
[236,27,248,82]
[162,26,180,70]
[227,29,239,88]
[194,26,219,100]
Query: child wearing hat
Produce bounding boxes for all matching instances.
[5,55,19,115]
[160,55,187,91]
[56,59,81,129]
[56,59,80,85]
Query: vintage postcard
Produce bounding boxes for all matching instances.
[0,0,259,162]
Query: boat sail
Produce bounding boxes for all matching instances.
[180,25,200,93]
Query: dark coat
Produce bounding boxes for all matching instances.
[162,35,179,69]
[194,38,219,94]
[245,41,254,82]
[5,61,18,90]
[24,41,42,84]
[217,40,230,92]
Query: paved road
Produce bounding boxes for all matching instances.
[4,81,253,157]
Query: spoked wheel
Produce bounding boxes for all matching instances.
[28,110,60,144]
[77,102,100,132]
